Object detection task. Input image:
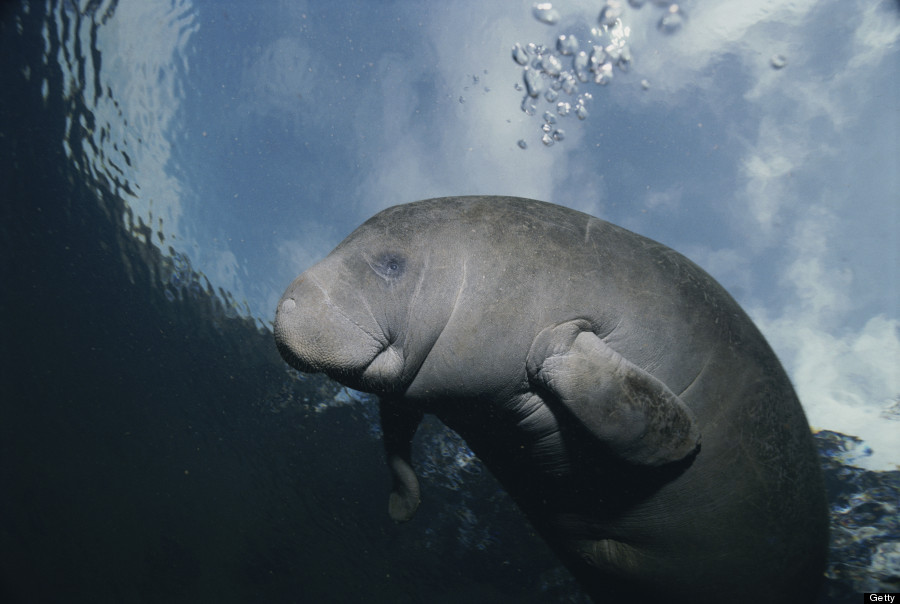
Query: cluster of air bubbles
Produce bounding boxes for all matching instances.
[459,70,490,104]
[512,28,627,145]
[515,1,687,148]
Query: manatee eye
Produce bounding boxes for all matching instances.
[371,253,406,279]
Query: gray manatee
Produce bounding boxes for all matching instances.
[273,196,827,603]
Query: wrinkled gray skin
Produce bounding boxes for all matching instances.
[274,197,827,603]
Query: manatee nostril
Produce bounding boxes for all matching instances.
[280,298,297,313]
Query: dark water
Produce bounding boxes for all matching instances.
[1,2,896,603]
[0,6,578,603]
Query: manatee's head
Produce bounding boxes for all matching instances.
[273,201,464,394]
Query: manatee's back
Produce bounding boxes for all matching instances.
[410,196,827,602]
[577,202,827,601]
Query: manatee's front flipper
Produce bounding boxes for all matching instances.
[526,320,700,466]
[379,397,424,522]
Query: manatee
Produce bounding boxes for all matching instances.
[273,196,827,603]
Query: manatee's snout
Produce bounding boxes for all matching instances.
[273,271,388,385]
[273,292,310,371]
[273,276,316,373]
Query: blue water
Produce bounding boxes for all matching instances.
[2,1,898,602]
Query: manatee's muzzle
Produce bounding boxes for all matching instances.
[273,273,401,392]
[273,297,319,373]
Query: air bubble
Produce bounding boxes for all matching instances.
[556,35,579,56]
[523,67,543,97]
[532,3,560,25]
[517,139,528,149]
[541,54,563,76]
[512,43,529,66]
[544,88,559,102]
[657,4,686,34]
[541,132,555,146]
[617,46,633,72]
[521,97,537,115]
[605,43,622,63]
[557,101,571,116]
[543,111,557,124]
[593,62,613,85]
[598,1,623,27]
[575,105,588,120]
[589,46,607,71]
[573,51,590,82]
[770,54,788,69]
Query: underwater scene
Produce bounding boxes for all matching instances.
[2,1,898,602]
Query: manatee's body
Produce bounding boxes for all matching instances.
[273,196,827,603]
